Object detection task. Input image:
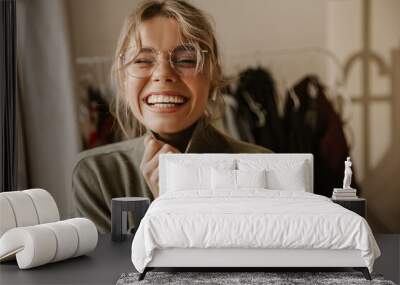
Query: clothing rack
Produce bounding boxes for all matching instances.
[225,46,347,90]
[223,47,356,150]
[224,46,352,120]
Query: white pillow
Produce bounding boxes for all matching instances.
[237,169,267,188]
[238,159,309,192]
[167,162,210,191]
[266,167,306,191]
[166,160,235,192]
[211,168,267,190]
[211,168,236,190]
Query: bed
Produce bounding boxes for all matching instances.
[131,153,380,281]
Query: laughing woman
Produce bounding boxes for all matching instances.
[72,0,271,233]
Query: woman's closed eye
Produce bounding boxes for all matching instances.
[173,58,197,67]
[134,57,156,65]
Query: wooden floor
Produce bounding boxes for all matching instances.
[373,234,400,284]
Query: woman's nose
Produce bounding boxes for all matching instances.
[151,58,178,83]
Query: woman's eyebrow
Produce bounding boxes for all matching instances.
[139,44,191,52]
[174,44,194,51]
[139,47,155,52]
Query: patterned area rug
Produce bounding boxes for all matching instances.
[116,271,396,285]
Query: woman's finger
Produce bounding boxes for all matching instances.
[149,168,159,185]
[142,143,179,177]
[140,141,180,199]
[142,153,159,175]
[141,138,162,164]
[158,143,180,154]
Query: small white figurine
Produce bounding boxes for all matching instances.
[343,157,353,189]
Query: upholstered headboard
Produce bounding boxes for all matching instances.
[159,153,314,195]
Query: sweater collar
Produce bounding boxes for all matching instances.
[185,117,229,153]
[145,116,228,154]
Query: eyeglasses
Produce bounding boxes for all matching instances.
[120,44,208,79]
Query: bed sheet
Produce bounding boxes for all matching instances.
[131,190,380,273]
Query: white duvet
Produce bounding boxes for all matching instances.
[131,190,380,273]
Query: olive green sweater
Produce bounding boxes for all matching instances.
[72,119,271,233]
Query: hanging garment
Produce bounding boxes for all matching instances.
[233,67,286,152]
[221,94,242,140]
[84,86,117,149]
[283,75,360,197]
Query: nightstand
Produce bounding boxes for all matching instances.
[331,197,366,218]
[111,197,150,242]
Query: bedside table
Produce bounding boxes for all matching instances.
[331,198,366,218]
[111,197,150,242]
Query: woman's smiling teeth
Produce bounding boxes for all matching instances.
[145,95,188,108]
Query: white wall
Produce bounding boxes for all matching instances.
[327,0,400,232]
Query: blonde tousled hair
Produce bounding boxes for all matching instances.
[110,0,226,138]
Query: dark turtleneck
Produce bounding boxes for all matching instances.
[151,120,198,153]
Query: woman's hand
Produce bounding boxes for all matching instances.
[140,135,180,198]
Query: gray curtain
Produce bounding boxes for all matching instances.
[1,0,17,192]
[16,0,81,219]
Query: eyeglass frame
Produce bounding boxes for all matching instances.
[119,43,209,79]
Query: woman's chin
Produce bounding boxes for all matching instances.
[144,117,198,136]
[141,111,201,135]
